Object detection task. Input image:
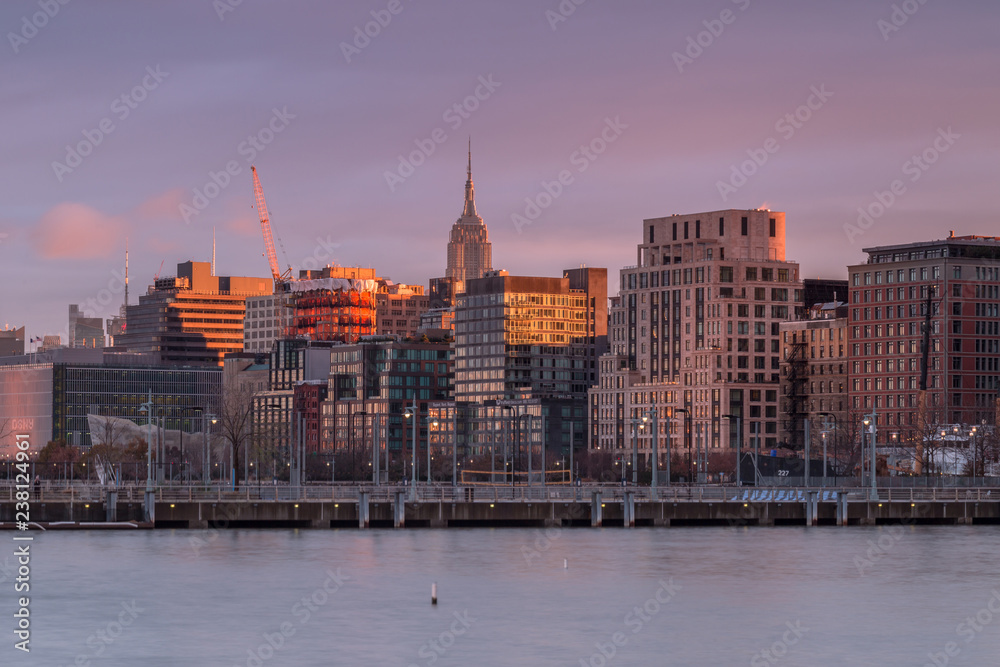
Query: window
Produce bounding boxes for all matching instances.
[719,266,734,283]
[719,217,725,236]
[769,218,776,237]
[741,217,748,236]
[672,222,677,241]
[695,219,701,238]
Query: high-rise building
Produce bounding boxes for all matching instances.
[779,299,848,458]
[454,267,607,404]
[594,209,804,469]
[0,326,25,357]
[284,266,379,343]
[847,233,1000,456]
[445,146,492,298]
[376,283,429,339]
[0,347,220,454]
[116,261,270,366]
[323,338,453,465]
[243,294,278,353]
[69,304,105,348]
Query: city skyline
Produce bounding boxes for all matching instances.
[3,1,998,340]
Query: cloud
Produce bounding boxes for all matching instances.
[131,188,186,221]
[30,203,127,259]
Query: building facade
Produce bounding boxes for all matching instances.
[0,347,221,454]
[445,148,492,297]
[116,261,270,366]
[595,209,804,464]
[284,266,379,343]
[779,302,848,459]
[847,234,1000,459]
[243,294,278,353]
[69,305,105,348]
[376,283,429,339]
[453,268,607,404]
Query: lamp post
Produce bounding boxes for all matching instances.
[349,410,368,484]
[403,402,418,496]
[817,412,836,485]
[643,409,659,489]
[676,408,691,483]
[862,409,877,500]
[138,390,154,523]
[629,417,641,486]
[722,413,743,487]
[427,416,438,485]
[518,413,533,487]
[501,406,514,486]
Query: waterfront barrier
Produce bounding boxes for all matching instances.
[2,482,998,529]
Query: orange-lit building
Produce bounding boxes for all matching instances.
[116,261,270,366]
[285,266,379,343]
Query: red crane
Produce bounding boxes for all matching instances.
[251,165,292,283]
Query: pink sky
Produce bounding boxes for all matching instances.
[2,0,998,339]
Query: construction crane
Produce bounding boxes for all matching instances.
[252,165,295,340]
[251,165,292,284]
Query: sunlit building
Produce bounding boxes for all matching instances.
[116,261,270,366]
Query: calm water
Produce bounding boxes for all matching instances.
[6,526,1000,666]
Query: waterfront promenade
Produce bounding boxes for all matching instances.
[2,481,998,529]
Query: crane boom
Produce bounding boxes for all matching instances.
[251,165,289,283]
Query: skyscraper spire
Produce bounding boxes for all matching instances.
[446,142,492,295]
[463,137,477,218]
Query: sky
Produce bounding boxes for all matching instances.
[2,0,998,341]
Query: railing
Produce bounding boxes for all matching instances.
[3,482,999,504]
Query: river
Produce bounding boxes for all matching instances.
[6,526,1000,666]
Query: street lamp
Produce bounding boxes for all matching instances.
[138,390,155,523]
[403,402,418,495]
[629,417,644,486]
[817,412,837,485]
[643,409,662,490]
[862,410,877,500]
[500,406,514,486]
[427,417,439,485]
[675,408,692,483]
[722,413,743,487]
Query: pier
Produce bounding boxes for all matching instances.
[2,483,999,529]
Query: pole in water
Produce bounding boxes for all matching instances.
[431,582,438,605]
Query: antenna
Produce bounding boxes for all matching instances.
[124,239,129,308]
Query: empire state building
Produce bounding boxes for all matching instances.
[445,144,492,296]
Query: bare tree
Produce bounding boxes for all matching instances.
[216,381,259,485]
